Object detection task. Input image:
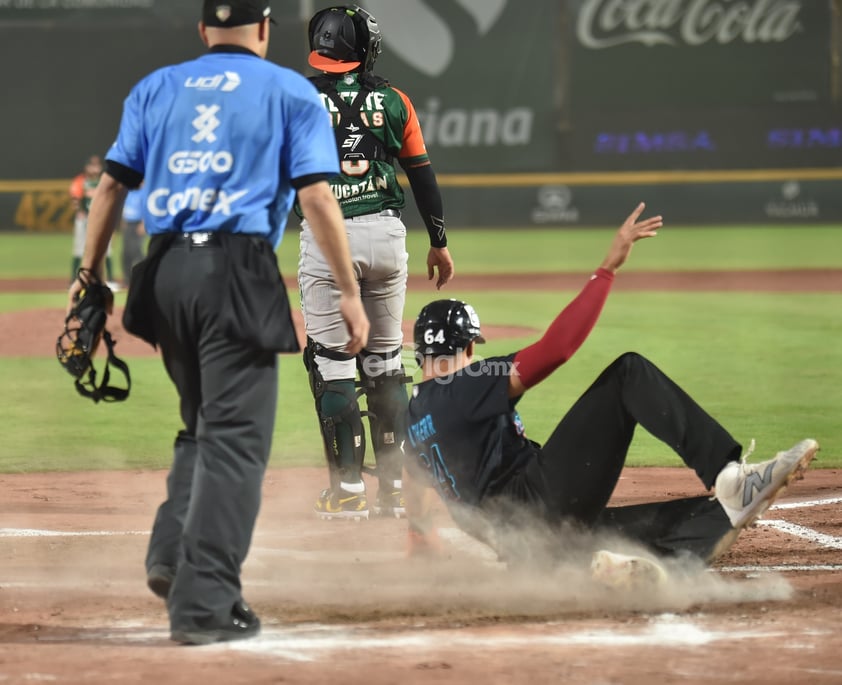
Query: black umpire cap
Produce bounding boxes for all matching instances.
[203,0,276,27]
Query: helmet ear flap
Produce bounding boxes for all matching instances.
[352,5,382,71]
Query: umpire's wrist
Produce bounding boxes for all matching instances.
[77,265,103,282]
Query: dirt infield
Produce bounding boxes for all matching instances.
[1,270,841,684]
[4,269,841,358]
[2,467,841,684]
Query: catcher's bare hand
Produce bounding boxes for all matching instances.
[427,246,454,290]
[600,202,662,273]
[340,292,370,355]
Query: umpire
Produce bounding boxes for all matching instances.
[68,0,369,645]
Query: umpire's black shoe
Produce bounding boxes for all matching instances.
[146,563,175,600]
[170,601,261,646]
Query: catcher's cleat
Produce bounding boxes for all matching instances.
[713,438,818,530]
[373,486,406,519]
[314,486,369,521]
[590,549,668,590]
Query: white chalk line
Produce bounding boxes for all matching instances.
[230,617,787,658]
[32,616,793,656]
[770,496,842,510]
[719,564,842,573]
[0,528,148,538]
[2,495,839,569]
[756,520,842,550]
[249,546,403,562]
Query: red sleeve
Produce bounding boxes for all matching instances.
[512,269,614,389]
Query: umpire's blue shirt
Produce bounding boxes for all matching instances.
[106,45,339,249]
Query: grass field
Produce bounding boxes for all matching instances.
[1,224,840,473]
[3,224,842,279]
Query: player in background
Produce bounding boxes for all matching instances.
[300,5,455,521]
[69,154,116,287]
[403,203,817,581]
[119,185,146,289]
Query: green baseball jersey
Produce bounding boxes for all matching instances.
[311,71,431,218]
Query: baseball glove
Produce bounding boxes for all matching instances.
[56,269,130,403]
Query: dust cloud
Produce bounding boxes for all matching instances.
[245,507,792,624]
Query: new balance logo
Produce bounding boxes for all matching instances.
[192,105,221,143]
[742,462,775,506]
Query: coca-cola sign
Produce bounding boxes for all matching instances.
[576,0,803,48]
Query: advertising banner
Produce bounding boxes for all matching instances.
[569,0,834,109]
[565,0,840,171]
[399,177,842,227]
[0,0,839,228]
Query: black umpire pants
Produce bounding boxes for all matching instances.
[145,238,277,633]
[523,352,743,561]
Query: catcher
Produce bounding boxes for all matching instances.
[403,203,818,578]
[301,4,454,521]
[57,268,130,403]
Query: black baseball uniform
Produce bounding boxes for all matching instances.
[406,351,741,563]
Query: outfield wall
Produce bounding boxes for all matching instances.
[2,169,841,232]
[1,0,840,228]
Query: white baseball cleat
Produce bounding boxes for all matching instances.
[590,549,668,590]
[714,438,818,529]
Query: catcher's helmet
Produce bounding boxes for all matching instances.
[414,299,486,357]
[308,5,382,74]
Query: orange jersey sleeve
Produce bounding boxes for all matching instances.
[392,87,429,165]
[69,174,85,200]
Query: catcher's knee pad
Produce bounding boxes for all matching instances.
[358,348,411,484]
[304,339,365,483]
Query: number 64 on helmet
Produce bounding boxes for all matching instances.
[413,299,486,358]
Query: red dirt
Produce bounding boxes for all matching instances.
[1,467,840,684]
[2,270,841,684]
[5,269,840,357]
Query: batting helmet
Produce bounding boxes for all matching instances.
[308,5,382,74]
[414,299,486,358]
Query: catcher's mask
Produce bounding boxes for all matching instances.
[413,299,486,359]
[56,269,131,403]
[308,5,382,74]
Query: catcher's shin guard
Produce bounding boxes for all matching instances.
[358,349,411,486]
[304,339,366,486]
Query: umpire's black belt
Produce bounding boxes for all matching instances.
[160,231,271,249]
[171,231,223,247]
